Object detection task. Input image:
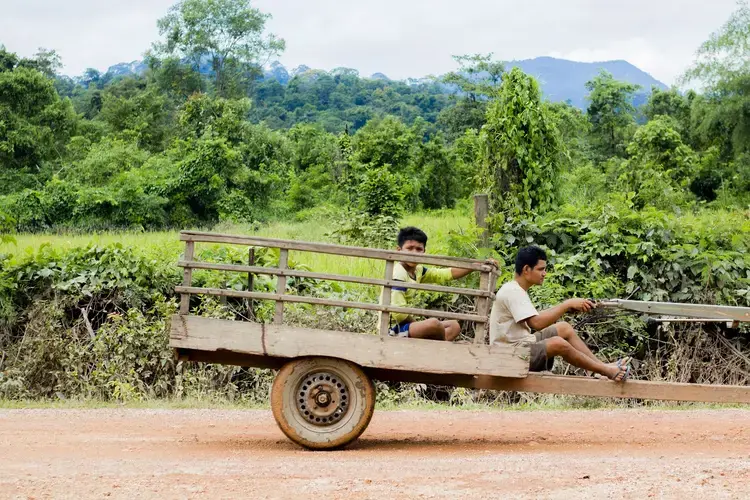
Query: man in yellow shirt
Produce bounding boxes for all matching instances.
[382,227,497,341]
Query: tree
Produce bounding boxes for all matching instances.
[585,71,641,158]
[681,2,750,158]
[480,67,564,218]
[642,87,692,132]
[438,54,505,136]
[154,0,285,97]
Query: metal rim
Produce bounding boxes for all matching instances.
[294,371,349,426]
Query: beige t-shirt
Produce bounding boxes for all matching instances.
[489,280,538,345]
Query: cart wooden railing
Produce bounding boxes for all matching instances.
[175,230,499,343]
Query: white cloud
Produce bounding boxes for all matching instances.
[0,0,740,85]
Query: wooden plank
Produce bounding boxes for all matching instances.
[379,260,394,337]
[169,315,529,378]
[175,286,487,322]
[473,271,490,345]
[180,231,492,271]
[177,260,490,297]
[600,299,750,323]
[474,194,489,247]
[363,369,750,404]
[274,249,288,324]
[179,241,195,315]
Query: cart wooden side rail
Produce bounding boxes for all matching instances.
[170,230,750,451]
[176,230,499,342]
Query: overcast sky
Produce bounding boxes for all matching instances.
[0,0,739,85]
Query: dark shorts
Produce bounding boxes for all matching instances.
[529,325,558,372]
[389,322,411,338]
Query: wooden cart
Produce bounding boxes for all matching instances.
[169,231,750,450]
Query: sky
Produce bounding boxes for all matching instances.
[0,0,740,86]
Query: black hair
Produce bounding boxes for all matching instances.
[515,246,548,275]
[397,226,428,247]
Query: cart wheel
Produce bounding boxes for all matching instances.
[271,357,375,450]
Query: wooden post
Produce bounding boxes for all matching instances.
[179,241,195,315]
[473,270,497,344]
[474,194,489,248]
[247,248,255,320]
[274,249,288,324]
[379,260,395,337]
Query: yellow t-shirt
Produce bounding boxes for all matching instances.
[378,262,453,330]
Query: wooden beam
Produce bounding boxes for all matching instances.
[169,315,530,378]
[175,286,488,323]
[179,241,194,315]
[379,260,394,337]
[473,271,491,345]
[363,369,750,404]
[177,260,491,297]
[600,299,750,323]
[179,231,493,271]
[274,249,288,324]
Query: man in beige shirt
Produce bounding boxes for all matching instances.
[490,246,630,381]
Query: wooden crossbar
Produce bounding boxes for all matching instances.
[177,260,491,298]
[179,231,493,271]
[175,286,486,323]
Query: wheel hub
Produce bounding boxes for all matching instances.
[296,371,349,426]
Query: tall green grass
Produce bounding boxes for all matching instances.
[0,207,473,279]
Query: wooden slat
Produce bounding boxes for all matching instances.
[274,249,288,324]
[179,241,195,315]
[379,260,394,337]
[177,260,490,297]
[175,286,487,322]
[180,231,492,271]
[473,271,490,345]
[169,315,529,378]
[362,369,750,404]
[247,248,255,321]
[600,299,750,323]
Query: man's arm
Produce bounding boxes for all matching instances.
[450,259,499,280]
[526,299,595,330]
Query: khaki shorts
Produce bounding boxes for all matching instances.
[529,325,558,372]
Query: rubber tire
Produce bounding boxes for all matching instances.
[271,357,375,450]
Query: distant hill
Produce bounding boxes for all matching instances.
[99,56,667,110]
[508,57,667,108]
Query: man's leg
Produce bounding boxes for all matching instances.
[554,321,599,362]
[543,337,627,381]
[554,321,629,369]
[407,318,446,340]
[442,320,460,341]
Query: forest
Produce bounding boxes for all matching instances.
[0,0,748,402]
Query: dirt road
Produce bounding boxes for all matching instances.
[1,408,749,499]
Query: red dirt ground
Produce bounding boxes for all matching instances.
[2,408,749,499]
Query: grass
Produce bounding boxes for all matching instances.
[0,206,473,279]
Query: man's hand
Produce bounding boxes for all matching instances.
[484,258,499,269]
[564,298,596,313]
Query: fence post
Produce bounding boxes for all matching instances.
[474,193,489,248]
[379,260,395,337]
[179,241,195,315]
[274,249,289,324]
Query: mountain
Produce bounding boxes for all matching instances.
[99,56,667,110]
[508,57,667,108]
